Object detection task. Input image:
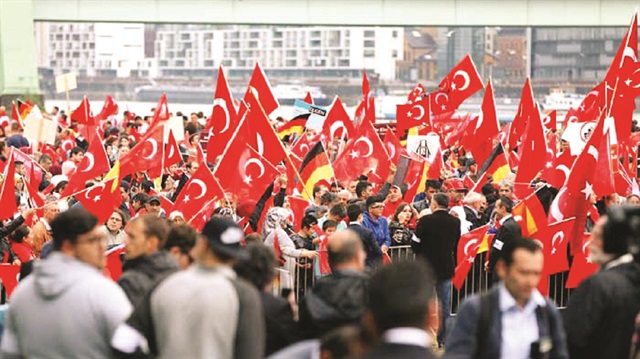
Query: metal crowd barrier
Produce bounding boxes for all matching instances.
[283,245,574,311]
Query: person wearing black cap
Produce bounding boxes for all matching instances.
[112,217,265,359]
[144,195,165,218]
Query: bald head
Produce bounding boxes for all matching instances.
[328,229,365,271]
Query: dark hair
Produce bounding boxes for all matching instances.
[323,219,338,231]
[320,191,338,206]
[140,180,154,193]
[320,325,366,359]
[313,184,326,198]
[392,202,412,222]
[186,161,198,170]
[132,193,149,205]
[501,237,541,267]
[244,233,263,244]
[365,195,384,209]
[481,183,497,197]
[52,208,98,250]
[355,181,372,198]
[328,229,362,269]
[432,193,449,208]
[10,225,30,243]
[301,214,318,230]
[329,203,346,219]
[498,196,515,213]
[53,180,68,194]
[164,223,197,255]
[425,179,441,190]
[347,203,362,222]
[70,147,84,156]
[107,209,128,227]
[368,261,435,331]
[133,215,170,248]
[234,243,276,290]
[39,154,52,164]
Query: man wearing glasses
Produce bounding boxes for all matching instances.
[362,195,392,257]
[1,208,132,358]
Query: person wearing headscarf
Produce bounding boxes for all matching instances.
[262,207,317,292]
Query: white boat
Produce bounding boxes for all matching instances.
[542,88,584,112]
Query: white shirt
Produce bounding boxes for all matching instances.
[383,327,431,348]
[499,283,546,359]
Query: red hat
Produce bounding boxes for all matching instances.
[449,178,467,191]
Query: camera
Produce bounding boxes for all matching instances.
[604,205,640,258]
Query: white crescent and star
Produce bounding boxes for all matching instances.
[86,182,106,202]
[80,153,95,173]
[411,104,425,120]
[213,98,231,134]
[330,121,348,139]
[190,179,207,200]
[354,137,374,157]
[549,188,567,222]
[435,93,448,105]
[463,239,478,256]
[142,139,158,160]
[244,158,265,179]
[386,143,396,161]
[256,133,265,156]
[551,231,564,254]
[453,70,471,91]
[625,67,640,89]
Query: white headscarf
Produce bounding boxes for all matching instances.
[450,206,472,235]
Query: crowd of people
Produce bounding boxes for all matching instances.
[0,79,639,358]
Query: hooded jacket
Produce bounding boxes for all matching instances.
[118,251,179,308]
[1,252,132,358]
[297,269,369,339]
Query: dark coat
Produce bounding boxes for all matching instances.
[348,223,382,268]
[364,343,436,359]
[563,260,640,359]
[297,269,369,340]
[262,292,298,356]
[487,216,522,273]
[413,210,461,281]
[445,287,568,359]
[463,205,484,230]
[118,251,179,308]
[171,173,189,202]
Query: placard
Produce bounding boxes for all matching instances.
[55,73,77,94]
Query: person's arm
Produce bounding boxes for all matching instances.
[0,305,25,359]
[381,219,392,250]
[562,278,601,359]
[0,209,33,238]
[232,281,265,359]
[249,183,275,232]
[442,297,481,359]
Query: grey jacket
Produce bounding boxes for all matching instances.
[1,252,132,359]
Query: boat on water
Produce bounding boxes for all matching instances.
[541,88,584,112]
[134,81,329,106]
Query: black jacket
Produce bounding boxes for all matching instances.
[488,216,522,273]
[563,259,640,359]
[297,269,369,339]
[262,292,298,356]
[348,224,382,268]
[463,205,484,230]
[118,251,180,308]
[413,210,461,281]
[171,173,189,202]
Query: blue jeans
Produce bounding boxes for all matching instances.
[436,279,451,346]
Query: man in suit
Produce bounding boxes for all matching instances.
[347,203,382,268]
[462,191,487,230]
[363,261,438,359]
[445,237,568,359]
[171,160,199,201]
[486,196,522,281]
[413,193,461,347]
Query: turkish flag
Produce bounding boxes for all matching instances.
[76,178,122,224]
[239,91,288,167]
[95,95,118,123]
[11,148,44,195]
[593,132,616,197]
[407,84,426,104]
[303,91,314,104]
[548,150,576,188]
[431,55,484,115]
[543,110,557,133]
[382,127,411,165]
[288,195,310,232]
[63,129,111,197]
[149,93,170,129]
[396,96,431,138]
[164,129,183,170]
[332,121,388,186]
[427,147,444,180]
[515,96,547,184]
[71,96,96,126]
[206,66,240,164]
[215,142,279,204]
[0,264,21,298]
[239,62,279,117]
[119,123,165,179]
[0,151,18,221]
[104,244,125,281]
[453,225,489,290]
[321,97,355,141]
[466,80,500,153]
[538,218,575,275]
[508,79,536,151]
[354,70,376,126]
[566,233,599,288]
[290,133,318,159]
[173,165,224,222]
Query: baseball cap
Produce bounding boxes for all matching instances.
[148,195,161,205]
[201,217,247,260]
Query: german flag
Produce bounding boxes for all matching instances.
[11,99,34,129]
[297,141,334,200]
[479,143,511,183]
[277,114,308,141]
[512,191,547,237]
